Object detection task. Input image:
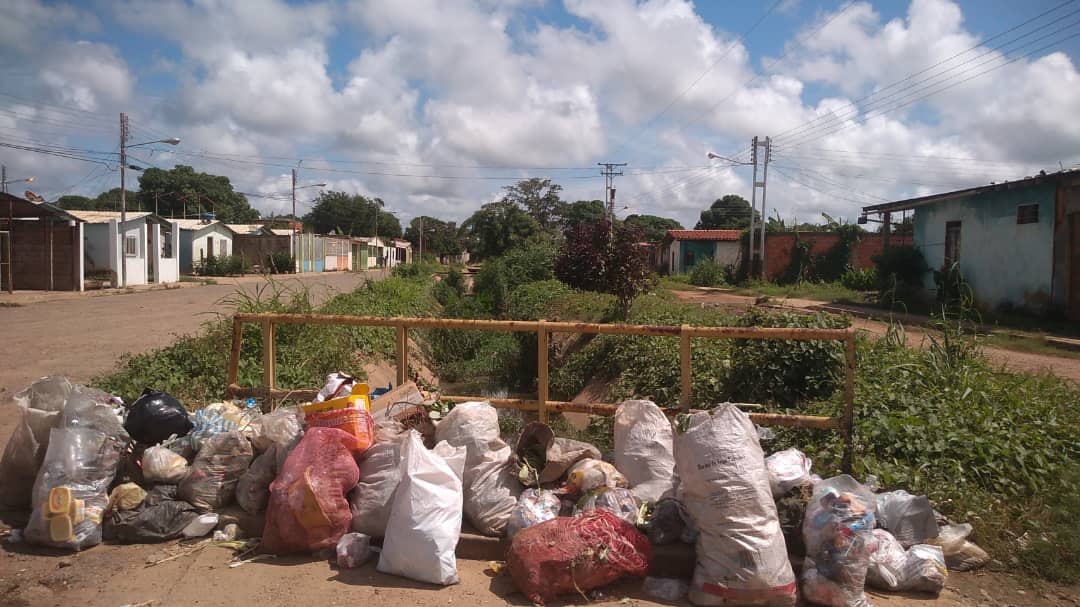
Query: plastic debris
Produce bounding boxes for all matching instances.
[765,448,813,498]
[335,532,373,568]
[512,422,601,486]
[867,529,947,594]
[643,577,690,602]
[178,430,253,511]
[875,490,939,547]
[645,497,689,545]
[802,475,876,607]
[181,513,219,538]
[573,486,640,525]
[506,488,561,539]
[564,459,628,495]
[103,485,199,544]
[926,523,991,572]
[0,376,72,509]
[109,483,148,511]
[141,446,190,484]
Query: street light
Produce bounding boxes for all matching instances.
[119,112,180,287]
[0,166,34,194]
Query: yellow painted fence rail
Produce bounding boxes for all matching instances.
[225,313,858,472]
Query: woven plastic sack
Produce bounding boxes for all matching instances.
[506,488,561,539]
[613,400,675,503]
[802,475,876,607]
[25,428,122,551]
[765,448,813,498]
[262,427,361,554]
[178,431,253,511]
[508,509,652,605]
[433,401,499,446]
[377,432,466,585]
[674,404,797,606]
[348,439,403,537]
[0,376,71,509]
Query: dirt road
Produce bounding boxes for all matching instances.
[672,289,1080,383]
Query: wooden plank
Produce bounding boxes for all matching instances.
[537,323,549,423]
[261,319,276,395]
[226,316,243,387]
[841,335,857,473]
[679,325,692,410]
[395,325,408,386]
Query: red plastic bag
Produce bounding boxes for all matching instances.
[507,509,651,605]
[262,427,360,554]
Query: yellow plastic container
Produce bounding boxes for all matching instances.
[47,486,71,516]
[48,514,74,543]
[301,383,371,414]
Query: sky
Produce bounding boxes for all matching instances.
[2,0,1079,229]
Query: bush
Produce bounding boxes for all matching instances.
[433,267,467,306]
[689,258,729,287]
[391,260,440,279]
[474,238,557,316]
[195,254,249,277]
[840,267,877,291]
[555,217,653,315]
[873,245,929,288]
[266,251,295,274]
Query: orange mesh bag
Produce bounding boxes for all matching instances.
[304,407,375,453]
[507,509,651,605]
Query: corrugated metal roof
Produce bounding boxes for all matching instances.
[666,229,742,241]
[226,223,266,235]
[67,210,152,224]
[270,229,293,237]
[173,219,234,234]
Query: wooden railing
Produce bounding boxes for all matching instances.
[225,313,858,472]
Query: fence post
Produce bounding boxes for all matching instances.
[395,324,409,386]
[261,319,276,404]
[680,324,692,410]
[841,333,856,473]
[537,321,549,423]
[227,316,243,389]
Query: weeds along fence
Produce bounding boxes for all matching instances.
[225,313,858,472]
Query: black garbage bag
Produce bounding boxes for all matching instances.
[104,485,199,543]
[123,389,192,446]
[646,497,689,545]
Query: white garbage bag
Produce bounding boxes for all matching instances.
[433,401,499,446]
[867,529,948,594]
[614,400,676,504]
[765,448,813,498]
[674,404,796,606]
[875,490,939,547]
[377,432,466,585]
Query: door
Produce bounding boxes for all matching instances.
[1069,213,1080,320]
[207,236,214,259]
[944,221,961,268]
[147,228,156,283]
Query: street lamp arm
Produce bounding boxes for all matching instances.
[127,137,181,148]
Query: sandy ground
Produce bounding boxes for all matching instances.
[0,277,1078,606]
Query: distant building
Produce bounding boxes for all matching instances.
[861,169,1080,318]
[658,229,742,275]
[173,218,237,274]
[1,193,86,292]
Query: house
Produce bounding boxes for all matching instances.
[658,229,742,275]
[225,223,274,236]
[0,193,86,292]
[227,224,290,270]
[68,210,180,287]
[350,236,406,269]
[390,239,413,268]
[861,168,1080,318]
[174,218,237,274]
[323,235,352,271]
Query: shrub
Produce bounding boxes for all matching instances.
[195,254,248,276]
[689,258,729,287]
[555,217,653,315]
[433,267,467,306]
[474,238,557,316]
[873,245,929,288]
[391,260,440,279]
[840,267,877,291]
[266,251,295,274]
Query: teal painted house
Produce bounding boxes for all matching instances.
[861,169,1080,319]
[658,229,742,275]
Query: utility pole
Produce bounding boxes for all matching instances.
[119,112,129,288]
[747,136,771,279]
[418,216,424,262]
[291,168,298,272]
[598,162,627,218]
[1,165,6,194]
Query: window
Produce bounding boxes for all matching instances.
[1017,204,1039,224]
[684,250,695,268]
[944,221,961,268]
[124,235,138,257]
[220,241,228,257]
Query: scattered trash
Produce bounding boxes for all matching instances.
[103,485,200,543]
[303,383,375,452]
[565,459,628,494]
[25,427,123,551]
[182,513,220,538]
[335,532,373,568]
[6,529,23,544]
[178,430,253,511]
[573,486,640,525]
[248,407,304,453]
[0,376,71,509]
[109,483,148,511]
[315,372,358,403]
[875,490,940,548]
[675,404,797,606]
[377,433,466,585]
[613,400,676,504]
[512,422,601,486]
[263,427,361,554]
[486,560,507,575]
[775,481,814,559]
[188,403,247,452]
[123,389,192,446]
[765,448,813,498]
[227,553,275,568]
[644,497,689,545]
[507,509,651,605]
[213,523,240,542]
[927,523,991,572]
[643,576,690,602]
[802,475,876,607]
[866,529,948,594]
[506,488,561,539]
[141,446,190,484]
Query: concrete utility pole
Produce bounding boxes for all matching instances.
[747,136,772,279]
[291,168,297,271]
[418,215,424,261]
[598,162,627,218]
[119,112,129,288]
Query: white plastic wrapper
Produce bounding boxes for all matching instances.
[336,532,373,568]
[674,404,796,607]
[506,488,561,539]
[765,448,813,498]
[315,372,356,403]
[613,399,676,503]
[377,433,466,585]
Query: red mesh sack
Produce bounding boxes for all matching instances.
[262,427,361,554]
[508,509,651,605]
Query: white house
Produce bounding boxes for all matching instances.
[68,211,180,287]
[174,219,237,274]
[657,229,742,275]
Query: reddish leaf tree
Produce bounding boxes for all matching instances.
[555,217,654,314]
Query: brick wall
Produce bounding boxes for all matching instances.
[759,231,913,281]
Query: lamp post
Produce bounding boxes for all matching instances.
[1,166,34,194]
[119,112,179,287]
[289,170,325,272]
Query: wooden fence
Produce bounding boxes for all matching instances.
[225,313,858,471]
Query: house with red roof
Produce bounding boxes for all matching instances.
[658,229,742,275]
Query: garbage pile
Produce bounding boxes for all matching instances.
[0,375,991,606]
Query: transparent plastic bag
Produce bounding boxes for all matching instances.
[573,486,640,525]
[336,532,373,568]
[802,475,876,607]
[867,529,947,594]
[927,523,991,571]
[565,458,628,494]
[249,407,304,453]
[0,377,71,509]
[178,431,253,510]
[141,446,190,484]
[25,428,122,551]
[875,490,939,547]
[506,488,561,539]
[765,448,813,498]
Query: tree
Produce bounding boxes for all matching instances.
[302,191,401,237]
[555,217,653,315]
[404,216,464,261]
[695,194,758,230]
[56,189,140,211]
[137,165,258,222]
[501,178,564,231]
[461,201,540,259]
[624,214,684,242]
[558,199,606,233]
